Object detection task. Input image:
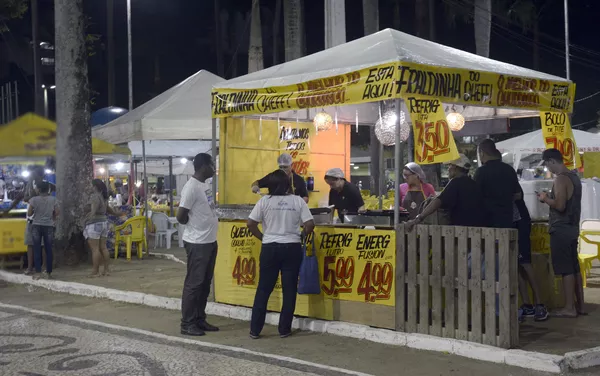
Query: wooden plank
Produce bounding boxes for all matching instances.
[456,226,469,341]
[497,228,511,348]
[430,225,443,337]
[442,226,456,338]
[483,227,497,346]
[395,224,406,332]
[509,229,520,348]
[406,224,418,333]
[468,227,483,343]
[418,225,430,334]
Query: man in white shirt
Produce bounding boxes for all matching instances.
[176,153,219,336]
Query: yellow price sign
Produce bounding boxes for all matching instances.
[406,96,460,164]
[539,111,582,169]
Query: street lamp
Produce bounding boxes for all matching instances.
[42,85,55,118]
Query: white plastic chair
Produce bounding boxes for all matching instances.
[579,219,600,287]
[151,212,178,249]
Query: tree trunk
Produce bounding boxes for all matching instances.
[474,0,492,58]
[107,0,115,106]
[273,0,282,65]
[428,0,435,41]
[54,0,93,265]
[214,0,224,76]
[415,0,428,38]
[363,0,381,195]
[248,0,264,73]
[284,0,303,61]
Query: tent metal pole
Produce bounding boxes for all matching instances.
[168,156,174,216]
[142,141,148,242]
[212,118,217,204]
[394,99,402,226]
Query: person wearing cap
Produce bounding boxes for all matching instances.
[475,139,522,229]
[406,154,483,230]
[324,168,365,222]
[251,154,309,203]
[399,162,436,220]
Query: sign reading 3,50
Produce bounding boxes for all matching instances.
[232,256,256,286]
[414,120,451,163]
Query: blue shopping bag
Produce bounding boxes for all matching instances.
[298,235,320,295]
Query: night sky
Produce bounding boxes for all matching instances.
[2,0,599,133]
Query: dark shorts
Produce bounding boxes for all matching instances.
[515,219,531,265]
[550,232,580,275]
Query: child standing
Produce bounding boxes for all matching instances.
[27,181,58,279]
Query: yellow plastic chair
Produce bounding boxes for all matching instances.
[578,220,600,288]
[114,216,147,260]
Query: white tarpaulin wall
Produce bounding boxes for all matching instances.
[92,70,224,143]
[218,28,570,123]
[496,129,600,169]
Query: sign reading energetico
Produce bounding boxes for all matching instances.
[211,61,575,117]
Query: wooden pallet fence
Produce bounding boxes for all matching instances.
[395,224,519,348]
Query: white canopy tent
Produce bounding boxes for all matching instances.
[92,70,224,143]
[496,129,600,169]
[128,140,216,159]
[92,69,223,218]
[213,28,573,224]
[218,28,569,125]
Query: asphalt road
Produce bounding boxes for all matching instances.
[1,283,599,376]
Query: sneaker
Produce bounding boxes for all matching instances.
[279,331,292,339]
[249,332,260,339]
[520,304,535,318]
[24,269,33,276]
[197,321,219,332]
[534,304,549,322]
[180,326,205,337]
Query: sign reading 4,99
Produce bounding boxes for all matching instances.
[317,229,395,306]
[406,96,460,165]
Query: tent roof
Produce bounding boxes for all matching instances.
[93,70,224,143]
[496,129,600,153]
[217,28,569,90]
[0,114,130,158]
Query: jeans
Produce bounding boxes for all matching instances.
[32,225,54,274]
[251,243,303,335]
[181,241,218,329]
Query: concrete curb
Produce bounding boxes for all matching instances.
[149,252,187,265]
[564,346,600,370]
[0,270,576,373]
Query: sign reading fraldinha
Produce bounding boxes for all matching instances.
[211,62,575,117]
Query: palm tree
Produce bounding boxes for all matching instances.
[506,0,553,70]
[474,0,492,57]
[54,0,94,263]
[248,0,264,73]
[283,0,304,61]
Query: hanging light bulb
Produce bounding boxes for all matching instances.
[313,111,333,131]
[374,110,409,146]
[447,112,465,131]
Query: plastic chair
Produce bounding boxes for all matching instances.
[114,216,147,260]
[151,212,178,250]
[578,219,600,288]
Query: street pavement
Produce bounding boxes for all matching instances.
[1,283,599,376]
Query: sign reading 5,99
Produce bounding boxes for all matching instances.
[317,229,395,306]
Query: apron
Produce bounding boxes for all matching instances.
[403,186,426,220]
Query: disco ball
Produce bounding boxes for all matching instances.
[446,112,465,131]
[374,110,410,146]
[313,112,333,131]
